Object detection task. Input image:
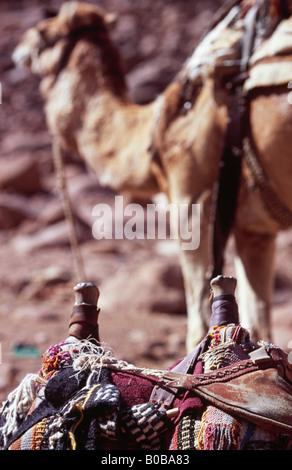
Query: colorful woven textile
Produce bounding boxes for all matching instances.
[167,324,292,450]
[1,329,292,450]
[201,324,252,372]
[0,338,170,450]
[198,406,243,450]
[169,413,200,450]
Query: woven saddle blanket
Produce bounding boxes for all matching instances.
[0,324,292,450]
[183,0,292,90]
[246,14,292,90]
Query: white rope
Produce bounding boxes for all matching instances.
[70,340,168,380]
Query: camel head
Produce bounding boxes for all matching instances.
[12,2,118,78]
[13,2,160,195]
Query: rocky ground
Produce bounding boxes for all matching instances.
[0,0,292,403]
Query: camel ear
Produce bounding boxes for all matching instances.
[105,13,118,30]
[60,2,108,34]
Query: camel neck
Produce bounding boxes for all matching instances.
[47,31,128,101]
[48,51,157,192]
[43,34,161,194]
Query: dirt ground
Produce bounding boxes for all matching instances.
[1,0,292,404]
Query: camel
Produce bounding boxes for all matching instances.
[12,1,292,352]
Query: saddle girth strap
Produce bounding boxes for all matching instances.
[210,1,262,279]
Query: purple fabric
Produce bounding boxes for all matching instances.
[210,294,239,328]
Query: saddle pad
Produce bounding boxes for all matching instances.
[244,59,292,89]
[250,17,292,65]
[245,16,292,89]
[184,6,242,81]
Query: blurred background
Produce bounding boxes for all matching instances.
[0,0,292,402]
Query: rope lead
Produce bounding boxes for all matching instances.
[52,137,87,283]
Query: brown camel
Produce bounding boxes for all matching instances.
[12,1,292,351]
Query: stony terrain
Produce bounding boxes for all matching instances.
[0,0,292,403]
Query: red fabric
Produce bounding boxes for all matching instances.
[112,362,203,427]
[111,363,203,417]
[111,361,204,450]
[111,371,158,407]
[172,361,203,423]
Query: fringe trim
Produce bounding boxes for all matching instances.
[198,407,241,450]
[0,373,44,448]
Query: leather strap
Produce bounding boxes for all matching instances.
[150,339,208,409]
[69,305,100,340]
[210,2,261,279]
[211,294,239,326]
[150,294,240,408]
[158,353,292,435]
[69,305,99,327]
[241,1,261,72]
[193,368,292,435]
[163,357,259,389]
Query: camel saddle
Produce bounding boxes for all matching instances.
[157,345,292,436]
[1,277,292,451]
[150,276,292,437]
[194,0,292,277]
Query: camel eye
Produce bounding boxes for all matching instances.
[38,27,47,39]
[43,8,57,19]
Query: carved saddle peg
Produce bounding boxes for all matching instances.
[68,282,100,341]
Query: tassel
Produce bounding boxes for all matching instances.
[198,406,240,450]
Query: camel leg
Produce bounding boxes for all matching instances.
[179,239,212,352]
[162,84,227,352]
[233,227,276,343]
[169,189,213,352]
